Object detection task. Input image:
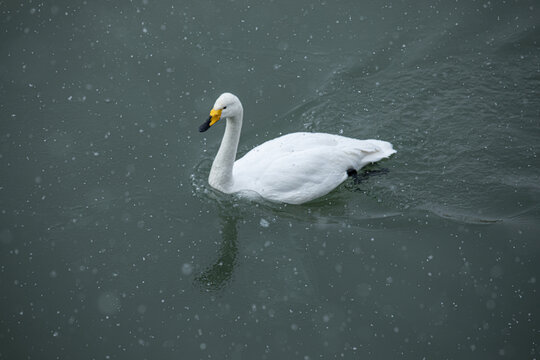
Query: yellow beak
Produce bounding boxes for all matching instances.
[199,108,223,132]
[209,108,222,126]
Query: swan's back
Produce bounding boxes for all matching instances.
[231,132,396,204]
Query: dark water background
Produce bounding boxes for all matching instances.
[1,0,539,359]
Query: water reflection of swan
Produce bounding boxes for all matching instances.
[195,214,239,290]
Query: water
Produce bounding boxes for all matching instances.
[1,1,539,359]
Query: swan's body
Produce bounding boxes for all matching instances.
[199,93,396,204]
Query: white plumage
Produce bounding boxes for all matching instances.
[199,93,396,204]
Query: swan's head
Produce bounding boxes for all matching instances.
[199,93,243,132]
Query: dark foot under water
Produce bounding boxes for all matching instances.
[346,166,390,190]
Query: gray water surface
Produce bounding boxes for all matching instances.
[1,1,539,359]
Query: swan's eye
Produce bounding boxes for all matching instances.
[222,106,227,109]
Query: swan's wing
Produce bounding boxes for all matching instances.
[232,133,395,204]
[245,147,362,204]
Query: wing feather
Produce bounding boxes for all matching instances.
[231,132,395,204]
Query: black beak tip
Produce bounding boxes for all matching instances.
[199,117,212,132]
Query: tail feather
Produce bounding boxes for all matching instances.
[358,140,396,166]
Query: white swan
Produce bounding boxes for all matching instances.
[199,93,396,204]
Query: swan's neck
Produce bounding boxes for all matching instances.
[208,112,243,192]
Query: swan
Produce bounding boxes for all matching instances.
[199,93,396,204]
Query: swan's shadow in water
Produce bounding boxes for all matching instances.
[192,164,391,291]
[195,214,239,291]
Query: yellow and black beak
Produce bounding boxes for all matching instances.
[199,108,222,132]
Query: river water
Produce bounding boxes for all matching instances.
[1,1,539,359]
